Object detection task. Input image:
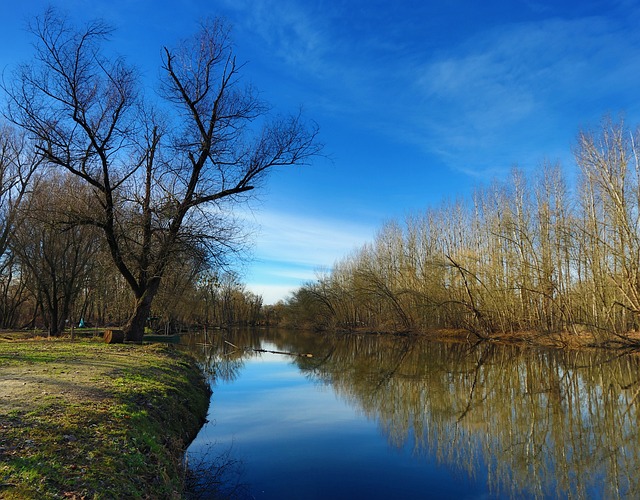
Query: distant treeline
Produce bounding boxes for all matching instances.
[283,119,640,345]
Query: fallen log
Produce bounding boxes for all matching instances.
[221,338,313,357]
[252,348,313,358]
[104,329,125,344]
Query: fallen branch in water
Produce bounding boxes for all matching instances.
[223,339,313,358]
[252,348,313,358]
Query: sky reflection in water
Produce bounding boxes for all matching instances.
[188,341,497,500]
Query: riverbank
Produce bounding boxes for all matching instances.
[327,325,640,351]
[0,336,211,499]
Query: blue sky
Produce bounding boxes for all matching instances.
[3,1,640,304]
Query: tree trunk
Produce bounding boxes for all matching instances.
[123,280,160,342]
[124,298,151,342]
[48,301,62,337]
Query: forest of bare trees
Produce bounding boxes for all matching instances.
[0,129,272,336]
[284,119,640,346]
[2,12,639,344]
[0,142,267,335]
[5,114,640,341]
[0,10,319,338]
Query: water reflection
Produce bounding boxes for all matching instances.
[186,329,640,498]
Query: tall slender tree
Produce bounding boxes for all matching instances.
[0,125,39,327]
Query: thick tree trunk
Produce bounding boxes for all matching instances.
[123,280,160,342]
[48,305,62,337]
[124,298,152,342]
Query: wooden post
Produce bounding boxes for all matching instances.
[104,329,125,344]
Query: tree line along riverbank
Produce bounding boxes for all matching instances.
[0,337,211,499]
[282,122,640,349]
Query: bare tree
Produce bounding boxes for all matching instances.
[12,173,101,336]
[575,118,640,338]
[0,124,39,327]
[4,9,321,341]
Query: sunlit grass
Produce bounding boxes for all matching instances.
[0,339,210,499]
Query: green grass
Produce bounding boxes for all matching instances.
[0,339,211,499]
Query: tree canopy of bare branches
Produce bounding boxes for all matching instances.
[3,9,321,341]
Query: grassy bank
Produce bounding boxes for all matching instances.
[0,337,211,499]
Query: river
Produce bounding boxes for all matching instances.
[182,328,640,499]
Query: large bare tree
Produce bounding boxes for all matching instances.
[4,9,321,341]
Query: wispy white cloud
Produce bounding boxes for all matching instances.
[222,1,640,181]
[220,0,332,76]
[399,13,640,177]
[245,209,375,268]
[240,209,375,303]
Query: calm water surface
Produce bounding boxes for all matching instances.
[184,329,640,499]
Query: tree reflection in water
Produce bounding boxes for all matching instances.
[188,329,640,498]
